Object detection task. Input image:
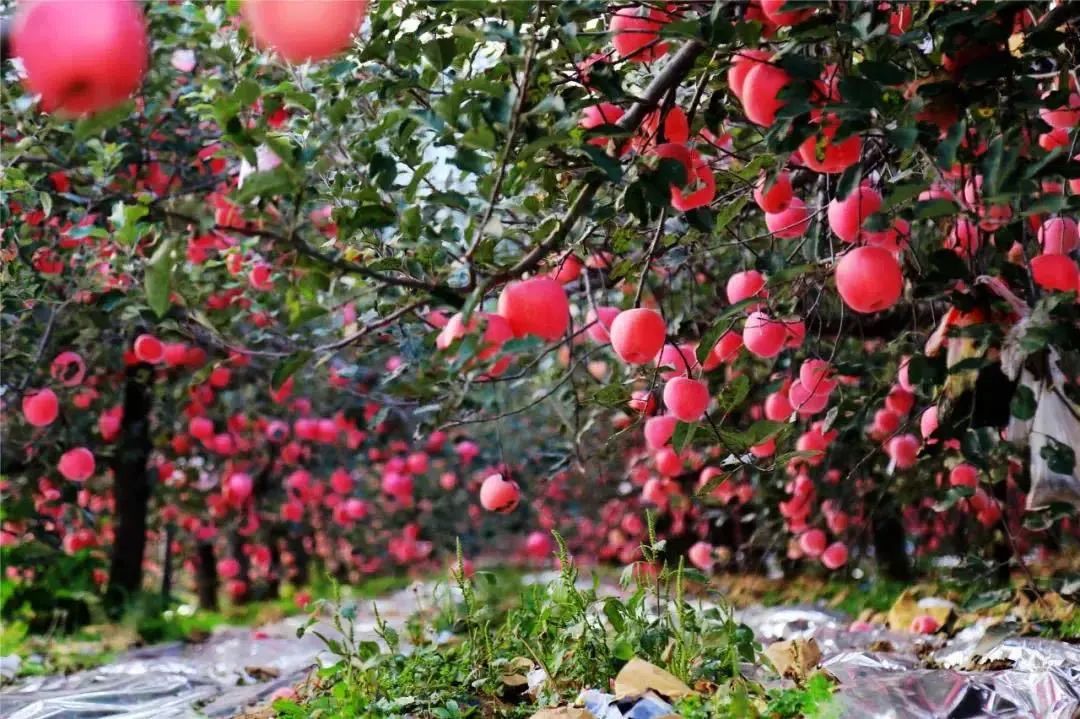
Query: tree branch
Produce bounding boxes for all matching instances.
[476,40,705,295]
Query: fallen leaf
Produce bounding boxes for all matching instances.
[887,589,955,633]
[764,638,822,681]
[613,657,695,699]
[245,665,281,681]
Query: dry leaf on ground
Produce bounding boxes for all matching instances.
[764,638,822,681]
[613,657,695,699]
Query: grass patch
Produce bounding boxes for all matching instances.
[273,530,836,719]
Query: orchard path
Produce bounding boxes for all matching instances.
[1,573,1078,718]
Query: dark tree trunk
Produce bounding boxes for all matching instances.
[196,541,219,611]
[160,524,174,604]
[106,362,154,613]
[872,505,913,582]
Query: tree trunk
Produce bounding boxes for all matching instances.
[196,541,219,611]
[160,524,174,604]
[265,530,281,600]
[872,506,913,582]
[106,362,154,613]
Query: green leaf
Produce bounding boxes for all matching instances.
[719,419,787,451]
[713,195,747,233]
[73,102,133,141]
[932,485,975,512]
[882,181,928,210]
[145,238,176,319]
[935,120,966,170]
[859,60,907,85]
[235,167,295,202]
[272,352,311,390]
[715,374,751,413]
[695,469,729,498]
[1010,385,1036,421]
[234,78,261,106]
[110,202,150,245]
[672,421,697,453]
[914,199,959,219]
[835,163,864,200]
[589,383,632,408]
[1040,438,1076,475]
[961,427,997,468]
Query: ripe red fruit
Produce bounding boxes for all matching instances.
[650,143,716,211]
[248,263,273,290]
[437,312,514,376]
[133,334,164,364]
[949,463,978,488]
[609,5,671,63]
[1040,92,1080,129]
[209,366,231,388]
[22,388,59,427]
[765,197,811,239]
[764,390,793,421]
[345,498,369,520]
[1038,217,1079,254]
[799,359,836,393]
[242,0,368,63]
[726,270,767,305]
[497,278,570,341]
[163,343,190,367]
[920,406,939,442]
[886,434,920,469]
[224,472,253,505]
[217,557,241,579]
[653,450,682,478]
[51,351,86,386]
[946,217,981,257]
[580,103,626,151]
[663,377,709,422]
[798,114,862,173]
[710,330,744,365]
[910,615,941,634]
[835,246,903,314]
[821,542,848,570]
[872,409,901,436]
[798,529,827,557]
[741,63,791,126]
[753,172,793,214]
[644,415,678,450]
[828,186,882,243]
[585,306,620,344]
[760,0,814,26]
[1031,254,1079,293]
[610,308,666,364]
[58,447,95,482]
[788,380,830,415]
[655,343,698,379]
[885,385,915,416]
[743,311,787,358]
[688,542,714,571]
[12,0,148,115]
[479,473,521,513]
[728,50,771,101]
[525,531,553,559]
[190,416,215,440]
